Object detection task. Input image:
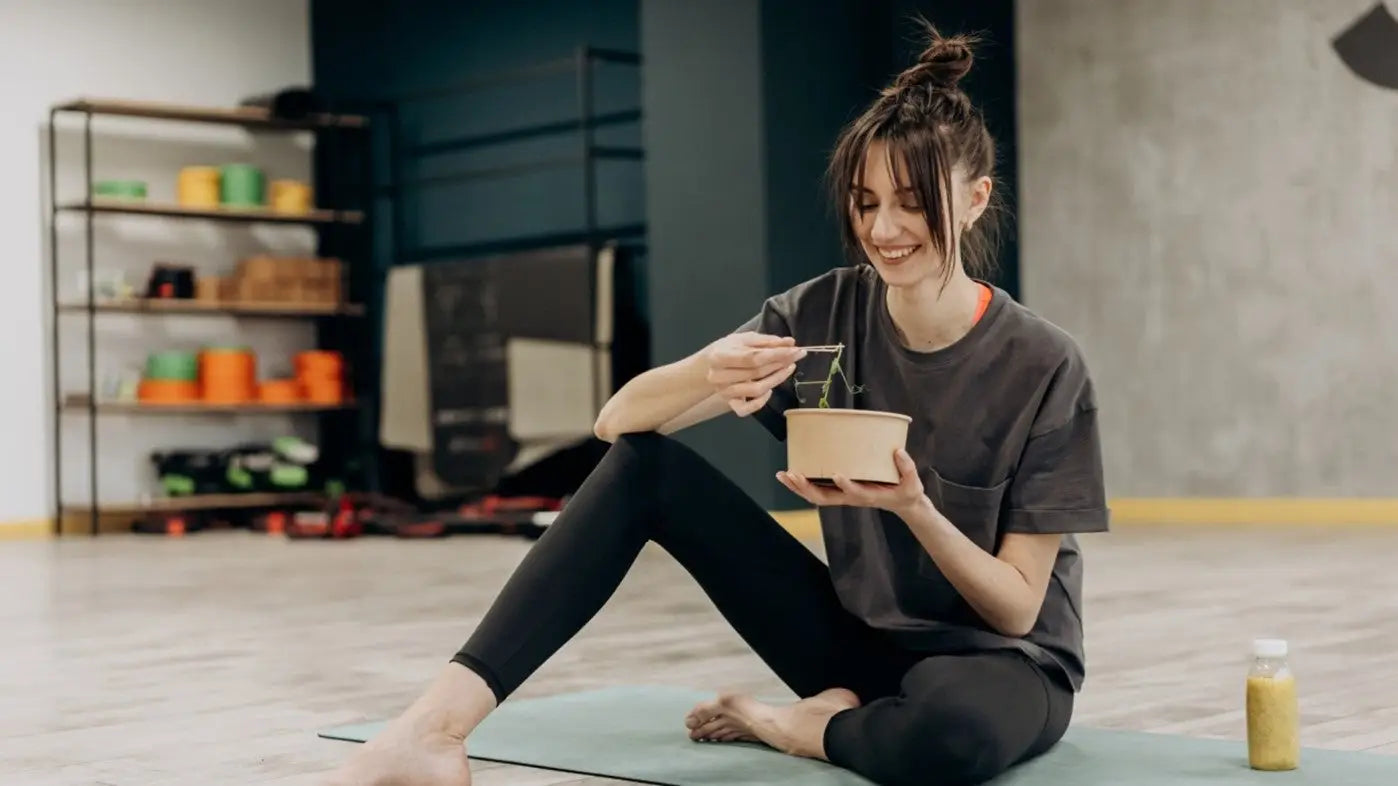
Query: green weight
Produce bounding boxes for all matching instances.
[161,474,195,496]
[144,351,198,381]
[273,436,318,465]
[226,464,253,490]
[219,164,264,207]
[269,463,308,488]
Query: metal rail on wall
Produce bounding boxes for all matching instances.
[380,46,645,264]
[374,46,648,496]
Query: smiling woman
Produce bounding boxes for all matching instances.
[321,18,1108,786]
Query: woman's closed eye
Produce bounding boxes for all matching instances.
[857,202,921,213]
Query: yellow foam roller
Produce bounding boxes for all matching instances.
[270,179,312,213]
[178,166,220,208]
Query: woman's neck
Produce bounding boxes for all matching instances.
[885,269,983,352]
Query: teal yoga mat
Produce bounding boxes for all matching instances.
[319,684,1397,785]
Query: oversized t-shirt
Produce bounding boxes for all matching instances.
[737,264,1110,691]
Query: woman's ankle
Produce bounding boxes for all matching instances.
[398,662,498,741]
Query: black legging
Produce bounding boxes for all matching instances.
[453,432,1072,786]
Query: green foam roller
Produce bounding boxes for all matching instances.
[219,164,265,207]
[144,351,199,381]
[93,180,147,200]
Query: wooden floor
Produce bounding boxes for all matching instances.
[3,524,1397,784]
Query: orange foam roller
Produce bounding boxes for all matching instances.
[258,379,302,404]
[301,379,343,405]
[295,350,342,374]
[199,347,256,403]
[138,379,199,404]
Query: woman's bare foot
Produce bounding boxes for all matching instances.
[319,725,470,786]
[684,688,860,760]
[320,663,496,786]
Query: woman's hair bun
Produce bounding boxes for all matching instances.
[895,19,977,92]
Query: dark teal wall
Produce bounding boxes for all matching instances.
[640,0,777,506]
[311,0,643,257]
[312,0,1015,508]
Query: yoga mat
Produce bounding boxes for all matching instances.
[319,685,1398,785]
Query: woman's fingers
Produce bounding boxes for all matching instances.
[720,364,796,402]
[711,344,804,373]
[707,355,797,385]
[728,389,771,416]
[778,470,836,506]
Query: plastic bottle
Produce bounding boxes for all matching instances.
[1246,638,1299,771]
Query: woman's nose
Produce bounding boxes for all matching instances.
[870,207,901,243]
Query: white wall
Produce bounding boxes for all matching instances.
[1018,0,1398,497]
[1,1,314,525]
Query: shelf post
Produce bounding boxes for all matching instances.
[48,108,61,536]
[83,109,98,535]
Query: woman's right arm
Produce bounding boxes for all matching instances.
[592,333,804,443]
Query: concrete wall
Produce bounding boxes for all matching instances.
[1018,0,1398,497]
[12,1,314,524]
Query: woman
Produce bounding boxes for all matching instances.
[325,23,1108,786]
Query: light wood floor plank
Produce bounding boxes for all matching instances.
[2,524,1395,784]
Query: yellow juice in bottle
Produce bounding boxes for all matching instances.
[1246,638,1299,771]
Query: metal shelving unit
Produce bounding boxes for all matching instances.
[47,97,374,535]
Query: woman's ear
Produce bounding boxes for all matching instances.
[964,176,993,228]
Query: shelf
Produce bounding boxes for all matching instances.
[57,299,365,318]
[62,394,354,414]
[61,492,325,517]
[54,98,367,130]
[58,198,364,225]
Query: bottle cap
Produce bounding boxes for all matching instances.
[1253,638,1288,658]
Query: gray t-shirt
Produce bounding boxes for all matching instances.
[739,265,1109,691]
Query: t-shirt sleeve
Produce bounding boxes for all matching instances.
[1004,379,1111,535]
[734,297,799,442]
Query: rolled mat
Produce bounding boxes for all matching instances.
[219,164,265,207]
[319,685,1398,785]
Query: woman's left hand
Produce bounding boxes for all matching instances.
[777,448,930,518]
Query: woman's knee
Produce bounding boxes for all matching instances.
[827,700,1015,786]
[880,702,1018,786]
[609,431,712,480]
[914,708,1014,784]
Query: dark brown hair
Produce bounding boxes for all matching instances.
[827,19,1001,284]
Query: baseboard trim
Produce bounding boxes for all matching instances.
[1108,498,1398,525]
[770,498,1398,539]
[0,519,53,540]
[6,499,1396,542]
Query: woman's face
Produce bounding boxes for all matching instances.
[851,139,990,289]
